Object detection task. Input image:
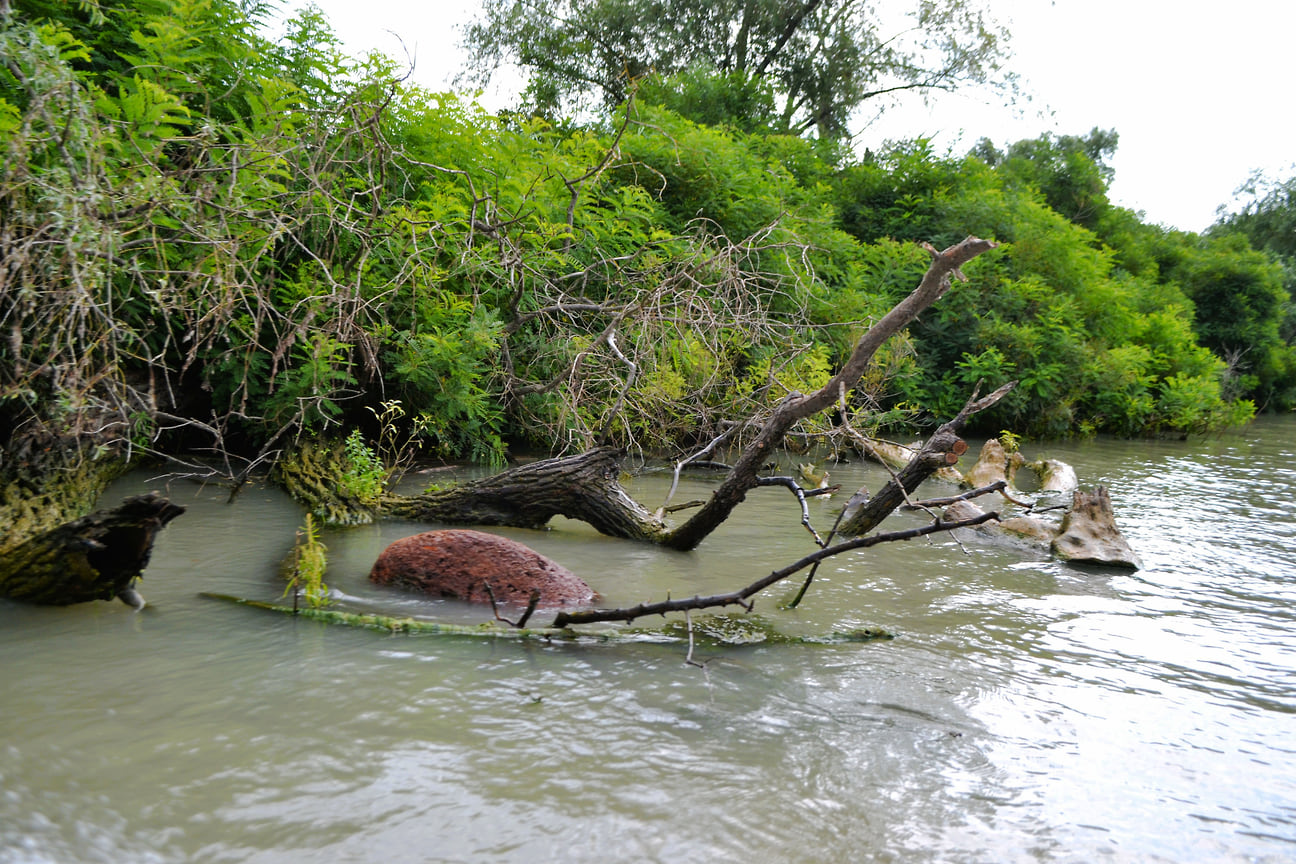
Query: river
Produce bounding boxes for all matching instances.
[2,417,1294,863]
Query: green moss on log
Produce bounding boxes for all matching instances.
[200,592,895,645]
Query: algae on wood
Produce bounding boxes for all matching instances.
[0,450,185,607]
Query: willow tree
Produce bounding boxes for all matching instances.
[461,0,1015,137]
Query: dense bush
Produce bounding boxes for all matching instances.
[1,1,1284,476]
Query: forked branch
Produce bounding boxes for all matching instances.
[549,509,1001,628]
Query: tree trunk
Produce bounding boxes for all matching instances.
[382,448,667,540]
[0,451,186,607]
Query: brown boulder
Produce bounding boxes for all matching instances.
[369,529,596,607]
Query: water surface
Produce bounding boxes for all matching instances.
[2,418,1294,862]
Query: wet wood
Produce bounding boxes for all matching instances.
[0,492,185,607]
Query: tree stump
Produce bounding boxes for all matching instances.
[1051,487,1142,569]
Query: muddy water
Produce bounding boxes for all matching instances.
[2,418,1294,863]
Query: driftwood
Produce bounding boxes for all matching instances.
[201,592,896,644]
[943,486,1141,570]
[0,444,185,608]
[0,492,185,607]
[1052,487,1142,569]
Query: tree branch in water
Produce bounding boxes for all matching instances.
[549,510,1001,628]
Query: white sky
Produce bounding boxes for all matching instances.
[285,0,1295,233]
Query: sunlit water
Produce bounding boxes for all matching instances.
[2,418,1294,863]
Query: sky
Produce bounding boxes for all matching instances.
[284,0,1295,233]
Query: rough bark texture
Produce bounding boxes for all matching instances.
[1051,487,1143,569]
[381,448,667,540]
[0,492,186,607]
[369,529,596,607]
[0,448,182,606]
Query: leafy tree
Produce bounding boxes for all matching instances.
[984,128,1119,232]
[461,0,1014,137]
[1213,170,1296,353]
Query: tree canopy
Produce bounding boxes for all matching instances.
[460,0,1015,137]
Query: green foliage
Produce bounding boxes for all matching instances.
[340,430,386,505]
[3,0,1278,488]
[636,67,781,135]
[462,0,1015,138]
[284,513,330,610]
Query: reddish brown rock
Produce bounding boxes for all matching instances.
[368,529,596,607]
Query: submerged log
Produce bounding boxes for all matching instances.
[1029,458,1078,493]
[942,499,1057,548]
[943,486,1141,570]
[1051,487,1142,569]
[960,438,1021,490]
[0,492,186,607]
[1,448,182,607]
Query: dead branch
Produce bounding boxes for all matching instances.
[549,509,1001,628]
[835,380,1015,536]
[660,237,999,551]
[904,480,1008,509]
[754,475,836,545]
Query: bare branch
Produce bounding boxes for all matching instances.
[549,510,1001,628]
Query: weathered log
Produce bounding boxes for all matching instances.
[275,441,670,540]
[942,499,1058,547]
[0,448,184,607]
[1051,487,1142,569]
[960,438,1023,489]
[1029,458,1078,493]
[201,592,895,644]
[0,492,185,607]
[382,448,667,541]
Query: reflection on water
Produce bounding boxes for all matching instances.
[2,417,1295,862]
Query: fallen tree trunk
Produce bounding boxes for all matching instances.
[0,450,185,607]
[277,441,668,540]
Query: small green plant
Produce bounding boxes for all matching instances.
[369,400,431,483]
[998,429,1022,453]
[284,513,330,611]
[341,429,386,504]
